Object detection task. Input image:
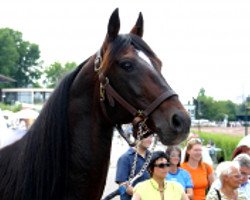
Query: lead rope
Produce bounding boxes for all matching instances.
[128,121,158,185]
[129,136,157,185]
[102,123,158,200]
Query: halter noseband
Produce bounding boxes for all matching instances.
[94,50,178,128]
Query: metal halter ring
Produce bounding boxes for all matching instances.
[99,77,109,101]
[94,50,102,72]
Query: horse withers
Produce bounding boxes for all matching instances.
[0,8,190,200]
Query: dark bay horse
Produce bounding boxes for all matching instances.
[0,8,190,200]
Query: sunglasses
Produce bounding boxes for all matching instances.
[154,163,170,168]
[187,138,203,146]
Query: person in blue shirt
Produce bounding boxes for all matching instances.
[165,146,194,199]
[115,134,153,200]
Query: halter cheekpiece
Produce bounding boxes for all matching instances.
[94,49,178,139]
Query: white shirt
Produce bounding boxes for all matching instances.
[239,180,250,200]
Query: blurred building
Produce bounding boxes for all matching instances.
[184,102,195,121]
[0,74,16,102]
[1,88,53,106]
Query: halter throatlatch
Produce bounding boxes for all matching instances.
[94,50,178,138]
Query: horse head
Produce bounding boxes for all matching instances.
[95,8,191,145]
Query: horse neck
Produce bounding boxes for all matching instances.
[67,56,114,199]
[69,55,114,141]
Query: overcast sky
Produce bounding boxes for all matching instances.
[1,0,250,104]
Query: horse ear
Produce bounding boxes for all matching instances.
[107,8,120,41]
[130,12,143,37]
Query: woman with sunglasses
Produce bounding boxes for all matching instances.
[181,138,214,200]
[132,151,188,200]
[166,146,194,199]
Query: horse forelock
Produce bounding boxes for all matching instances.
[130,34,162,70]
[101,34,161,74]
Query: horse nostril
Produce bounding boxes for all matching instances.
[171,114,184,132]
[170,112,191,134]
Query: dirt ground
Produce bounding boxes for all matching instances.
[191,126,248,137]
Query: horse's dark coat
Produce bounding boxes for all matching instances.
[0,9,190,200]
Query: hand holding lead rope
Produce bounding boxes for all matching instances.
[102,123,158,200]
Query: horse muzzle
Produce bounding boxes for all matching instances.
[149,109,191,145]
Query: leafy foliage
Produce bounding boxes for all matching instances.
[0,28,41,87]
[195,88,237,121]
[0,102,22,112]
[43,62,77,88]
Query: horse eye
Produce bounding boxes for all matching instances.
[119,61,134,72]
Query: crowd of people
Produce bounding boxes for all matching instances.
[114,133,250,200]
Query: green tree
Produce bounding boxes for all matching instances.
[0,30,19,75]
[196,88,237,121]
[44,62,77,88]
[0,28,41,87]
[197,93,215,120]
[213,100,236,121]
[236,95,250,115]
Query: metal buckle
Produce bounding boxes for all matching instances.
[94,50,102,72]
[99,77,109,101]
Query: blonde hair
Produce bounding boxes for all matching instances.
[183,138,202,162]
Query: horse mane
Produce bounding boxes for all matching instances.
[0,58,90,200]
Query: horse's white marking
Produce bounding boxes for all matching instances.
[137,50,154,70]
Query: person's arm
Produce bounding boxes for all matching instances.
[186,188,193,200]
[117,182,134,196]
[126,184,134,196]
[206,163,215,186]
[115,153,132,196]
[205,162,215,187]
[181,191,189,200]
[208,173,215,187]
[183,170,194,199]
[132,192,141,200]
